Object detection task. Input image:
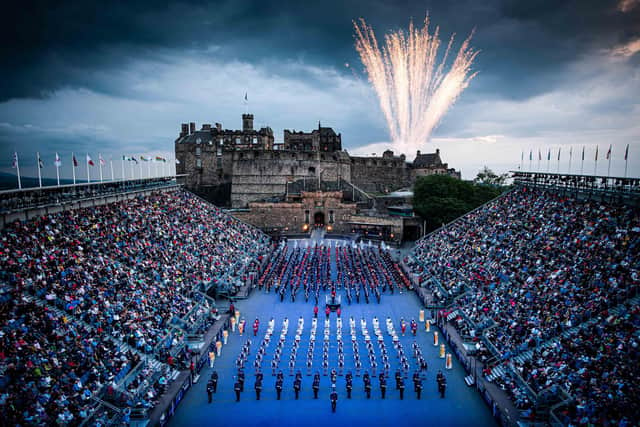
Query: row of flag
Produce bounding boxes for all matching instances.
[12,153,175,169]
[522,144,631,177]
[526,144,628,162]
[10,152,178,190]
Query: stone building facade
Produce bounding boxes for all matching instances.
[412,149,461,179]
[283,123,342,152]
[233,191,357,234]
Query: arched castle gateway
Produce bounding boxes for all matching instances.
[175,114,460,244]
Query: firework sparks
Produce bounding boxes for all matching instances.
[354,16,478,154]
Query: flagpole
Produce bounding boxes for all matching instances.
[537,150,541,172]
[520,151,523,171]
[72,153,76,185]
[56,155,60,186]
[547,150,550,173]
[110,158,114,181]
[557,148,560,173]
[625,144,629,178]
[121,157,125,182]
[607,145,612,178]
[594,146,598,176]
[580,147,584,175]
[99,154,104,183]
[147,158,151,178]
[37,152,42,188]
[86,154,90,183]
[15,153,22,190]
[130,160,134,180]
[568,148,572,174]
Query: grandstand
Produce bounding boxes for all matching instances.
[405,172,640,426]
[1,172,638,426]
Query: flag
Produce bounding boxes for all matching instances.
[244,92,248,102]
[38,153,44,169]
[595,146,598,161]
[140,156,149,161]
[99,154,106,165]
[606,144,611,160]
[529,150,532,161]
[569,147,572,158]
[175,158,181,164]
[131,156,138,164]
[12,152,18,168]
[73,154,78,167]
[625,144,629,161]
[54,152,62,167]
[87,154,95,166]
[538,149,541,161]
[547,149,551,161]
[581,146,585,161]
[155,156,166,162]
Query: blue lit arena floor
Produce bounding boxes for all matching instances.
[169,291,496,427]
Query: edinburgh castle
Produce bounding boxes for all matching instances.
[175,114,460,244]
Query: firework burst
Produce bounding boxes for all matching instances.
[354,16,478,154]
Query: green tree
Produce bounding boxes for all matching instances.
[413,174,505,233]
[474,166,509,186]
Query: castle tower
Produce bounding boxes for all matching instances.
[242,114,254,132]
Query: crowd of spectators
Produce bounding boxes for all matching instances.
[0,189,271,425]
[406,186,639,425]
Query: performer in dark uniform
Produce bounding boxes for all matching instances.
[234,381,241,402]
[398,378,405,400]
[294,377,302,400]
[416,379,423,399]
[330,386,338,413]
[207,380,214,403]
[313,376,320,399]
[238,371,245,392]
[437,371,447,398]
[255,379,262,400]
[276,378,283,400]
[379,375,387,399]
[365,379,372,399]
[210,371,218,393]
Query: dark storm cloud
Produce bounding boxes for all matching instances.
[1,0,638,102]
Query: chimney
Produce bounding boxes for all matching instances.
[202,123,211,130]
[416,150,421,156]
[180,123,188,137]
[215,123,222,131]
[436,148,440,155]
[189,122,196,134]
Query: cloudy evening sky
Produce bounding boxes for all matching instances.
[0,0,639,181]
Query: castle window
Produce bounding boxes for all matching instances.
[217,147,222,156]
[195,147,201,156]
[196,137,201,144]
[304,210,310,224]
[308,167,316,174]
[329,210,334,224]
[196,159,202,168]
[236,137,241,144]
[253,137,258,144]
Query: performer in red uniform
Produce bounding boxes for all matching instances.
[411,319,417,336]
[401,318,407,336]
[253,318,259,337]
